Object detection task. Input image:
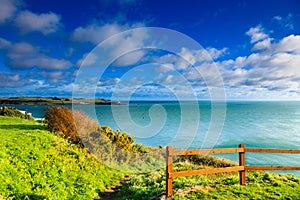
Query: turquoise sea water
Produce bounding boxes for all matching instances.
[8,101,300,175]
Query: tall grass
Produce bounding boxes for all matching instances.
[114,158,300,200]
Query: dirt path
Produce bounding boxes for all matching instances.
[95,176,131,200]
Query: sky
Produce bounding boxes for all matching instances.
[0,0,300,100]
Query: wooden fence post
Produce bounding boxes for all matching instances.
[239,144,246,185]
[166,146,173,198]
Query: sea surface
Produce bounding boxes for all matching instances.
[6,101,300,176]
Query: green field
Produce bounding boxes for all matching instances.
[0,116,124,199]
[1,116,300,199]
[114,161,300,200]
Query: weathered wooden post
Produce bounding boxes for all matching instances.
[239,143,246,185]
[166,146,173,198]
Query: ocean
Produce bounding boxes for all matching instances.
[7,101,300,176]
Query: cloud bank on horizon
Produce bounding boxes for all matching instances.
[0,0,300,100]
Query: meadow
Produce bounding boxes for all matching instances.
[1,109,300,199]
[0,116,124,199]
[114,160,300,199]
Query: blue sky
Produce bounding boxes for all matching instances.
[0,0,300,100]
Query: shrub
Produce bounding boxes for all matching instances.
[0,106,34,120]
[44,106,160,172]
[45,106,98,146]
[99,126,150,153]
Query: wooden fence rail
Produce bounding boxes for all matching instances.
[166,144,300,198]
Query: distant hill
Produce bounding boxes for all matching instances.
[0,97,120,105]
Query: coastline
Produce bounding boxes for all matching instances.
[0,97,121,105]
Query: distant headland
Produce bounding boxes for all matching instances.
[0,97,121,105]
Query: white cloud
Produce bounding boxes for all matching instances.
[2,41,72,70]
[179,47,227,67]
[152,47,227,73]
[72,23,142,44]
[7,56,72,70]
[206,47,228,59]
[15,10,61,34]
[275,34,300,53]
[217,32,300,97]
[246,26,269,43]
[0,0,19,24]
[113,50,146,66]
[0,72,35,88]
[98,77,121,86]
[76,53,98,67]
[9,42,37,57]
[0,38,12,49]
[246,26,275,52]
[23,57,73,70]
[92,30,300,99]
[252,38,272,51]
[273,16,282,21]
[102,26,148,65]
[38,71,63,79]
[153,63,175,73]
[74,23,147,67]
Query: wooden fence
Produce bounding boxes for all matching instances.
[166,144,300,198]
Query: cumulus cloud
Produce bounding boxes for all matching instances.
[0,72,19,83]
[246,26,269,43]
[153,63,175,73]
[246,26,274,52]
[0,72,36,88]
[72,23,142,44]
[206,47,228,59]
[38,71,63,79]
[19,57,72,70]
[113,50,146,66]
[76,53,98,67]
[73,23,147,67]
[274,34,300,53]
[218,30,300,97]
[179,47,227,66]
[152,47,227,72]
[145,27,300,99]
[8,42,37,57]
[0,40,72,70]
[0,0,20,24]
[6,55,72,70]
[15,10,61,34]
[252,38,272,51]
[97,77,121,86]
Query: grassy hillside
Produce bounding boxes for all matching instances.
[1,115,300,199]
[114,159,300,199]
[0,116,124,199]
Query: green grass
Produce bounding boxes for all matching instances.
[113,160,300,200]
[1,115,300,199]
[0,116,125,199]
